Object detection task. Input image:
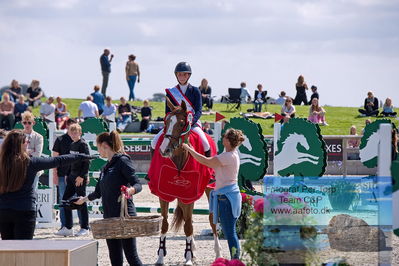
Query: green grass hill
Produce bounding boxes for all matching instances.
[33,98,398,135]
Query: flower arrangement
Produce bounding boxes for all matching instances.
[236,193,254,238]
[242,197,278,266]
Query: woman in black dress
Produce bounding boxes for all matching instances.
[294,75,309,105]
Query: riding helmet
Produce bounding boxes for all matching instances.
[174,62,192,74]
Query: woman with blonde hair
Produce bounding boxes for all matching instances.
[381,97,397,117]
[308,98,328,126]
[0,130,94,239]
[76,130,143,266]
[55,96,70,129]
[199,78,213,110]
[183,128,245,259]
[7,79,22,103]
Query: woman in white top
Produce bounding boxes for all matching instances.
[280,96,296,123]
[183,128,244,259]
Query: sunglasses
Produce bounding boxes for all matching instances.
[22,121,32,125]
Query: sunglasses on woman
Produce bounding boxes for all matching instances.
[22,121,32,125]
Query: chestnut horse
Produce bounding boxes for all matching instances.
[148,98,221,265]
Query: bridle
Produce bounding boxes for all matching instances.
[163,110,193,150]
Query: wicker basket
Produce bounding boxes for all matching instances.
[90,195,162,239]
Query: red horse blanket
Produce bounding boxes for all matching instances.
[148,131,216,204]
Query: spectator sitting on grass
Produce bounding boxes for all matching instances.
[275,91,286,106]
[0,93,15,130]
[7,79,23,103]
[381,97,397,117]
[14,95,29,124]
[40,96,56,123]
[362,118,372,134]
[203,121,213,135]
[55,97,69,130]
[358,91,379,117]
[116,97,132,132]
[280,96,295,123]
[78,96,99,121]
[308,98,328,126]
[102,96,117,122]
[140,99,152,132]
[26,80,43,107]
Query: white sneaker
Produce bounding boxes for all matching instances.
[55,227,74,237]
[321,122,329,126]
[75,228,89,236]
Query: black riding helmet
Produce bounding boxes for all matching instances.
[174,62,192,74]
[174,62,192,85]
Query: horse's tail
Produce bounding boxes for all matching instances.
[171,204,184,232]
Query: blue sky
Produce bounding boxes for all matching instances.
[0,0,398,107]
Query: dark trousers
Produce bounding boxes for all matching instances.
[102,71,110,96]
[0,114,15,130]
[106,238,142,266]
[381,111,397,117]
[140,119,149,132]
[202,96,213,109]
[0,209,36,240]
[294,94,308,105]
[63,176,89,229]
[358,108,379,116]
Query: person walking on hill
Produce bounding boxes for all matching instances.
[100,48,114,96]
[125,54,140,101]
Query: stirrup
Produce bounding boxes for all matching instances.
[184,239,193,259]
[157,237,167,256]
[204,149,211,157]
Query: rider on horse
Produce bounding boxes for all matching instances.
[151,62,211,156]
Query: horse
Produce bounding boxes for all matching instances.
[148,98,221,265]
[274,133,319,173]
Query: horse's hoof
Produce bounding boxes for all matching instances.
[184,261,193,266]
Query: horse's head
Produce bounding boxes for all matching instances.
[160,98,191,157]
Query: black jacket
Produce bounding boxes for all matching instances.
[69,139,90,179]
[0,154,92,211]
[88,154,142,218]
[253,90,267,102]
[364,97,379,111]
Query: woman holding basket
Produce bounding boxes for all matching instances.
[75,130,143,266]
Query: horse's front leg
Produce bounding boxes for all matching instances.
[156,199,169,265]
[205,187,222,259]
[178,200,195,266]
